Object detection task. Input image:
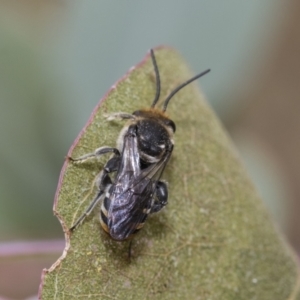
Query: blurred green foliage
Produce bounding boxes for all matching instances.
[0,28,63,239]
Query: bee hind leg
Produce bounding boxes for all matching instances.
[150,181,168,213]
[69,155,121,232]
[69,190,104,232]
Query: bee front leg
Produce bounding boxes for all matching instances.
[151,181,168,213]
[69,155,121,232]
[105,112,136,121]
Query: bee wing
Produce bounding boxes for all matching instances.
[107,127,173,240]
[117,147,173,239]
[130,144,173,190]
[115,125,140,184]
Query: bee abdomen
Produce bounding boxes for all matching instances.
[108,210,150,241]
[99,196,110,234]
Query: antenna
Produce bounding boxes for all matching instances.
[150,49,161,108]
[162,69,210,112]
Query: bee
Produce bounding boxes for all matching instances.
[69,49,210,241]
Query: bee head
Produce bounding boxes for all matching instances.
[133,109,176,132]
[132,109,175,162]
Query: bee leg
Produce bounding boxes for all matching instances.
[68,147,120,163]
[105,112,136,121]
[150,181,168,213]
[69,156,121,232]
[99,155,120,188]
[69,190,104,232]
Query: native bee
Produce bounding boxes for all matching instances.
[69,49,210,241]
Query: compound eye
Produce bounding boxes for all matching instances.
[132,110,142,117]
[164,119,176,132]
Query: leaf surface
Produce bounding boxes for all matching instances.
[39,46,300,300]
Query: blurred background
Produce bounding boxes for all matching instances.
[1,0,300,298]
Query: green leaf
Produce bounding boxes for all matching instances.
[39,46,300,299]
